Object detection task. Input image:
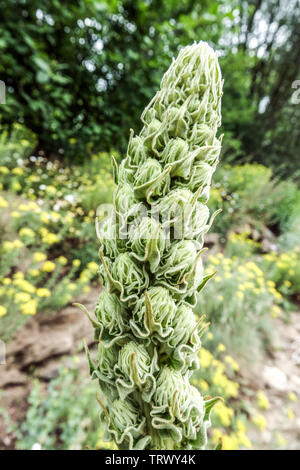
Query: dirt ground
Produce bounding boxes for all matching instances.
[242,311,300,449]
[0,288,299,450]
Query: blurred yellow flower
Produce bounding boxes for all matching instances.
[28,268,40,277]
[33,252,47,263]
[0,196,8,208]
[19,227,35,239]
[0,306,7,318]
[257,390,270,410]
[0,166,9,174]
[271,305,280,318]
[15,292,31,303]
[288,392,297,402]
[13,271,24,280]
[199,379,209,391]
[224,355,239,372]
[199,348,214,368]
[213,402,234,427]
[236,420,246,434]
[36,288,51,298]
[67,283,77,291]
[20,299,38,315]
[12,167,24,175]
[221,434,238,450]
[57,256,68,266]
[3,240,23,251]
[13,279,36,294]
[236,431,252,449]
[87,262,98,273]
[287,408,295,420]
[275,433,287,447]
[41,261,56,272]
[251,413,267,431]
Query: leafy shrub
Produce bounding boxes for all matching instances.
[0,123,37,168]
[195,252,281,354]
[0,1,225,160]
[208,164,300,240]
[11,363,100,450]
[260,249,300,298]
[0,133,113,340]
[225,230,261,259]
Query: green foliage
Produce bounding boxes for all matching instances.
[11,364,100,450]
[208,163,300,239]
[1,0,299,176]
[195,252,280,355]
[0,127,113,340]
[260,250,300,298]
[0,123,37,168]
[0,0,225,161]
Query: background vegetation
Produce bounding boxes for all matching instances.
[0,0,299,176]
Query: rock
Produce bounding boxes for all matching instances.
[0,366,28,388]
[262,366,288,392]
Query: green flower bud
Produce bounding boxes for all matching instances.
[186,201,210,241]
[168,304,199,349]
[97,342,119,383]
[154,188,192,223]
[161,138,193,179]
[118,158,135,184]
[134,158,170,201]
[182,386,205,441]
[118,341,150,382]
[109,398,140,434]
[160,137,188,164]
[152,366,190,419]
[175,161,214,201]
[135,158,162,186]
[114,183,139,217]
[194,136,222,166]
[128,217,166,273]
[127,135,148,167]
[167,106,189,140]
[111,252,149,303]
[107,397,150,450]
[97,216,125,259]
[95,290,127,337]
[131,286,176,340]
[156,240,199,286]
[142,117,168,155]
[116,341,158,402]
[191,123,215,146]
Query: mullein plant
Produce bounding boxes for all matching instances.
[76,41,223,450]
